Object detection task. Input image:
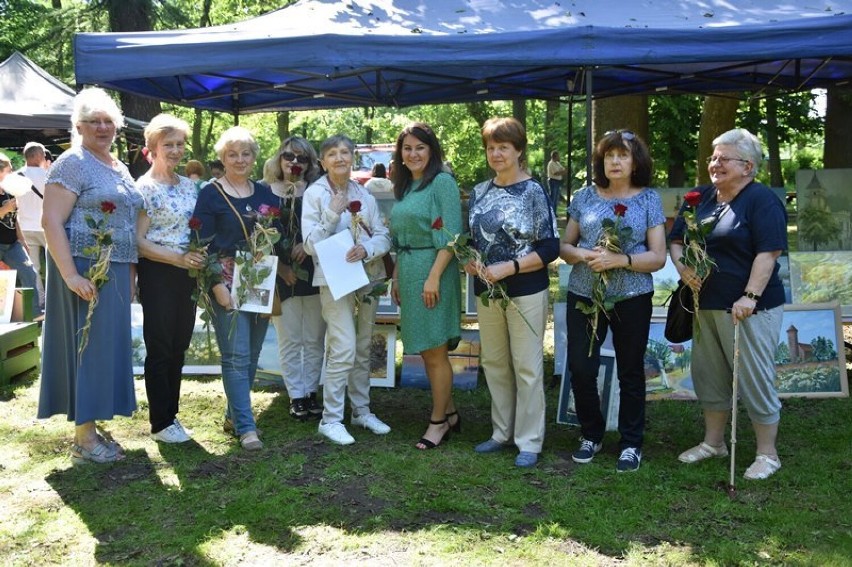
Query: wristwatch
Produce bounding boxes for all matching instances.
[744,291,761,301]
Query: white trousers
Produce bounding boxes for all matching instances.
[477,289,548,453]
[270,294,326,399]
[319,286,377,424]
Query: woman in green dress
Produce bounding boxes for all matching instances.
[390,122,462,450]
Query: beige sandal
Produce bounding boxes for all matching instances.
[678,441,729,463]
[240,431,263,451]
[744,454,781,480]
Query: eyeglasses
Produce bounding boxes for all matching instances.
[79,119,115,128]
[605,129,635,141]
[706,156,749,166]
[280,151,309,164]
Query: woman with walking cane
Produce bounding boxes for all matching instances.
[669,128,787,480]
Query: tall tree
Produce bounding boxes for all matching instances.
[824,85,852,168]
[696,95,738,185]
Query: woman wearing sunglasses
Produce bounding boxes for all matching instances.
[559,129,666,473]
[670,128,786,480]
[266,137,326,421]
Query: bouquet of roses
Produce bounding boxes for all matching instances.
[431,216,535,335]
[232,204,281,309]
[277,164,309,283]
[677,190,718,336]
[575,203,633,356]
[78,201,116,357]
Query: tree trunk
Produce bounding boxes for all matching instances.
[696,95,738,185]
[465,102,490,127]
[277,112,289,143]
[824,85,852,168]
[544,99,559,159]
[512,99,526,130]
[591,95,648,144]
[107,0,160,177]
[765,97,783,188]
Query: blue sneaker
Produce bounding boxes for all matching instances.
[515,451,538,468]
[474,439,510,453]
[572,437,602,463]
[616,447,642,472]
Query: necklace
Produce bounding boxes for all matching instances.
[223,176,254,211]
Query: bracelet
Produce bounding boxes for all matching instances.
[744,291,761,301]
[625,254,632,269]
[512,259,520,275]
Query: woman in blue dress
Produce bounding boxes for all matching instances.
[38,87,144,464]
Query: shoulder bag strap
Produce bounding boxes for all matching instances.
[213,180,251,243]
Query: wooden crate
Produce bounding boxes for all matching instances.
[0,322,40,386]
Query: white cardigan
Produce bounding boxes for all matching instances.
[301,176,391,288]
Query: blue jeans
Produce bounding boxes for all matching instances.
[0,241,40,315]
[548,179,562,211]
[210,302,270,435]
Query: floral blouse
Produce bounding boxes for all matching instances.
[137,174,198,252]
[46,146,143,263]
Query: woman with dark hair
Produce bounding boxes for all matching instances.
[267,137,326,420]
[467,117,559,468]
[365,163,392,193]
[389,122,462,449]
[559,129,666,473]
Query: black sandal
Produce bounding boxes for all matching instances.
[416,418,450,450]
[446,411,462,433]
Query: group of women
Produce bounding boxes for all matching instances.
[35,87,786,481]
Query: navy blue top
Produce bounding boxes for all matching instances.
[669,181,787,310]
[468,178,559,298]
[192,180,279,256]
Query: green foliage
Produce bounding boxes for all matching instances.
[810,336,837,362]
[798,205,840,251]
[775,341,791,365]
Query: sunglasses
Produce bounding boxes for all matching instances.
[280,151,310,164]
[705,155,749,166]
[605,129,635,141]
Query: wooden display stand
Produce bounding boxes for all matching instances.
[0,288,41,386]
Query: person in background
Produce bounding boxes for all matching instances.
[389,122,462,450]
[467,117,559,468]
[670,128,786,480]
[267,137,325,421]
[207,159,225,183]
[0,153,41,317]
[547,150,566,212]
[560,129,666,473]
[364,163,393,194]
[302,134,392,446]
[136,114,205,444]
[37,87,144,463]
[192,126,279,451]
[184,159,206,191]
[16,141,48,311]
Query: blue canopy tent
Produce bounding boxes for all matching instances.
[73,0,852,114]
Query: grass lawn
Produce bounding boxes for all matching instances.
[1,347,850,566]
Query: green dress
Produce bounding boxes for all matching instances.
[391,172,462,354]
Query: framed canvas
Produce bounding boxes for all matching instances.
[795,169,852,252]
[369,324,396,387]
[644,322,697,401]
[0,269,16,324]
[131,303,222,375]
[789,251,852,320]
[556,347,619,430]
[375,277,399,316]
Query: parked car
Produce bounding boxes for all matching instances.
[350,143,395,185]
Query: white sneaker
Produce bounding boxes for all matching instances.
[152,422,191,443]
[173,418,193,437]
[318,421,355,445]
[351,413,391,435]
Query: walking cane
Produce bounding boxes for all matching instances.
[727,321,741,499]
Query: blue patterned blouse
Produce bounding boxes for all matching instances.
[46,146,143,263]
[567,185,665,300]
[137,174,198,252]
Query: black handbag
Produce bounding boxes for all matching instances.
[664,281,694,343]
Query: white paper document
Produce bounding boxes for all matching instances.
[313,229,369,300]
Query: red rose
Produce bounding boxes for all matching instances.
[349,200,362,213]
[431,217,444,230]
[613,204,627,217]
[268,206,281,218]
[290,165,303,176]
[188,217,202,231]
[684,191,702,207]
[100,201,117,214]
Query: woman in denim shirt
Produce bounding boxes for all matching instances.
[559,130,666,473]
[37,88,144,464]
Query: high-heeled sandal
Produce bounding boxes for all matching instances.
[446,411,462,433]
[416,418,450,450]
